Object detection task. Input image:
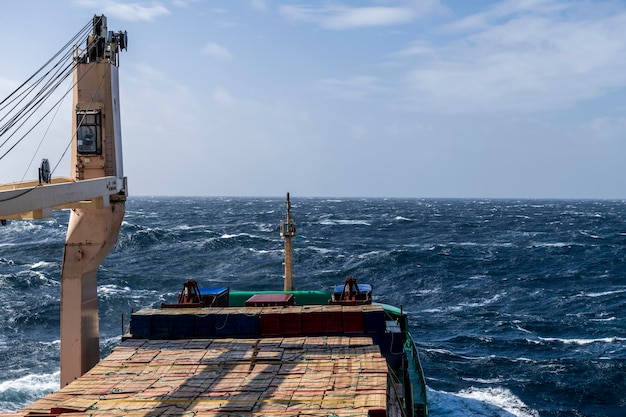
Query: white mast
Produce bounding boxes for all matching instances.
[280,192,296,291]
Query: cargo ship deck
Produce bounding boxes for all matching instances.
[6,304,411,417]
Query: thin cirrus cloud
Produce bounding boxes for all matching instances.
[73,0,170,21]
[278,1,443,30]
[202,42,233,60]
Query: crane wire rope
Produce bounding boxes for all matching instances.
[0,19,91,109]
[0,16,110,203]
[0,21,92,136]
[0,60,106,204]
[0,17,98,160]
[20,88,68,182]
[0,61,76,161]
[0,52,75,142]
[0,60,109,204]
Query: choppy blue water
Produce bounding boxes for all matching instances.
[1,197,625,416]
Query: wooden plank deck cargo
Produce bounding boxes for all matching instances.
[11,336,403,416]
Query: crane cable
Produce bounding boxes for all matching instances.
[0,16,112,204]
[0,17,99,161]
[0,21,91,135]
[0,62,108,204]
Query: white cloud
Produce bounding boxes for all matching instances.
[213,87,236,107]
[279,0,443,30]
[444,0,568,33]
[248,0,268,12]
[172,0,203,8]
[202,42,233,60]
[395,41,435,57]
[400,1,626,113]
[318,76,384,100]
[588,117,626,142]
[73,0,169,22]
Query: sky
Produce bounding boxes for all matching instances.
[1,0,626,199]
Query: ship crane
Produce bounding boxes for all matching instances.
[280,192,296,291]
[0,15,127,387]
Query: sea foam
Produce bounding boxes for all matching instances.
[428,386,539,417]
[0,372,59,412]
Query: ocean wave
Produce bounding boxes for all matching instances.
[248,248,281,254]
[0,371,59,412]
[575,289,626,298]
[0,270,58,289]
[29,261,56,269]
[428,386,539,417]
[305,246,337,255]
[319,219,371,226]
[98,284,131,297]
[462,377,505,384]
[220,232,260,239]
[589,317,616,322]
[538,336,626,345]
[394,216,413,221]
[579,230,602,239]
[447,293,506,311]
[528,242,574,248]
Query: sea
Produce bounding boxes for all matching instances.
[0,197,624,416]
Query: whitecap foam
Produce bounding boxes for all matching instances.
[394,216,412,221]
[590,317,616,322]
[357,250,383,259]
[220,232,258,239]
[98,284,131,297]
[576,289,626,298]
[539,336,626,345]
[248,248,281,254]
[454,292,506,310]
[462,377,505,384]
[0,371,59,412]
[307,246,335,255]
[319,219,371,226]
[29,261,56,269]
[428,386,539,417]
[580,230,601,239]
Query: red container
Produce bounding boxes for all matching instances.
[301,312,323,334]
[259,314,281,336]
[279,312,302,335]
[321,310,343,333]
[343,310,364,334]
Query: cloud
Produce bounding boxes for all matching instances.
[318,76,384,100]
[73,0,169,22]
[248,0,268,12]
[589,117,626,142]
[443,0,568,33]
[172,0,203,8]
[202,42,233,60]
[399,0,626,113]
[279,0,443,30]
[213,87,237,107]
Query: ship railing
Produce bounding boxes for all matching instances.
[387,367,409,417]
[406,332,429,417]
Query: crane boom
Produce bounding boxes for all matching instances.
[0,15,128,387]
[0,176,124,219]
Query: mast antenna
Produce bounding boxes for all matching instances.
[280,192,296,291]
